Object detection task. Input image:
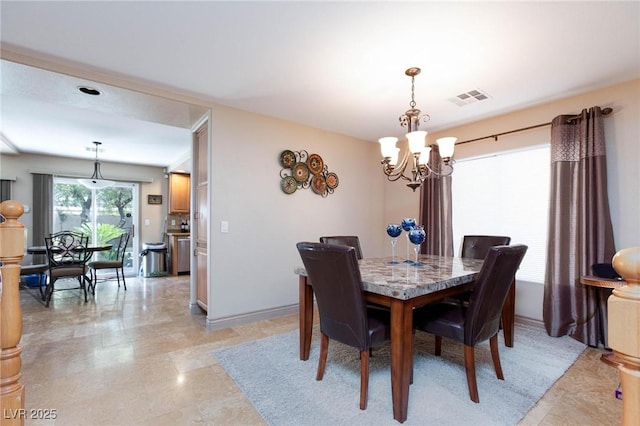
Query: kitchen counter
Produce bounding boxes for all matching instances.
[167,232,191,237]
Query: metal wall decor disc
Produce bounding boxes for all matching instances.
[326,172,339,189]
[281,176,297,194]
[292,162,310,182]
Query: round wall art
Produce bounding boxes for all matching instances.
[278,150,338,197]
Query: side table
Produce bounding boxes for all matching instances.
[580,275,626,367]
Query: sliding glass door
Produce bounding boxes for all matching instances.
[53,177,139,275]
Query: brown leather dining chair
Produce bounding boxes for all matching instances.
[319,236,363,259]
[296,242,390,410]
[413,244,528,403]
[450,235,512,306]
[88,232,130,291]
[43,231,93,307]
[461,235,511,259]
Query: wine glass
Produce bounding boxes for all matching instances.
[401,218,416,263]
[408,225,426,266]
[386,224,402,264]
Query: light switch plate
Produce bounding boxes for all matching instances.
[220,221,229,233]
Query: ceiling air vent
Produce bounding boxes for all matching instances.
[449,89,491,107]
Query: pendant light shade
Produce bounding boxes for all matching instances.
[78,141,115,189]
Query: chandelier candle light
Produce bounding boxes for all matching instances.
[78,141,115,189]
[379,67,457,191]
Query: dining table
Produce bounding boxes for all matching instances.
[295,254,516,423]
[27,244,112,255]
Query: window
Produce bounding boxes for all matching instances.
[53,177,139,274]
[452,145,549,283]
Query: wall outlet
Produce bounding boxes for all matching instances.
[171,219,176,226]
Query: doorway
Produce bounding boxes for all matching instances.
[53,177,139,274]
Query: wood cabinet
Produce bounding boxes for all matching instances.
[169,172,190,213]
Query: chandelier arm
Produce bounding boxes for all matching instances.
[381,163,411,182]
[381,147,412,179]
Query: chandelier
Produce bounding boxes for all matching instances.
[78,141,115,189]
[379,67,456,191]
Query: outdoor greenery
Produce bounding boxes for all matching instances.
[75,222,125,246]
[55,184,132,227]
[54,181,133,262]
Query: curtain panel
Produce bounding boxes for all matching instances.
[420,145,454,257]
[543,106,616,347]
[32,173,53,263]
[0,180,12,203]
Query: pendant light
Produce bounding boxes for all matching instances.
[78,141,115,189]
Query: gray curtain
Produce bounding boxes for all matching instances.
[543,106,616,347]
[420,144,454,256]
[32,173,53,263]
[0,180,11,202]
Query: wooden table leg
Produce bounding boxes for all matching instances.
[390,298,413,423]
[299,276,314,361]
[501,279,516,347]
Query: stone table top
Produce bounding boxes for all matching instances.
[295,255,484,300]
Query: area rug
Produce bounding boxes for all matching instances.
[213,323,585,425]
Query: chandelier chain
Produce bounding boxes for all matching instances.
[409,75,416,109]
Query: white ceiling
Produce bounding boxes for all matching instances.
[1,1,639,168]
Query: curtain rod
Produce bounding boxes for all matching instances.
[456,107,613,146]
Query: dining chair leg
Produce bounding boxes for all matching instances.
[434,335,442,356]
[38,274,47,300]
[82,276,88,302]
[121,266,127,290]
[316,333,329,381]
[463,344,479,403]
[44,280,54,307]
[489,334,504,380]
[360,349,369,410]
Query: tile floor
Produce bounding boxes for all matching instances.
[15,274,621,425]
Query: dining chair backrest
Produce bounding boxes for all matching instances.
[297,242,370,350]
[45,231,91,267]
[461,235,511,260]
[108,232,130,263]
[319,235,363,260]
[465,244,527,345]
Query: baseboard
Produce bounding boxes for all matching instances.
[205,303,299,330]
[202,306,545,332]
[514,315,544,329]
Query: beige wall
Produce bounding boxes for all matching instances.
[206,104,385,321]
[384,79,640,321]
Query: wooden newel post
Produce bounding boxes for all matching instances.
[0,200,26,425]
[609,246,640,426]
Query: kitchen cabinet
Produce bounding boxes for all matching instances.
[169,172,190,214]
